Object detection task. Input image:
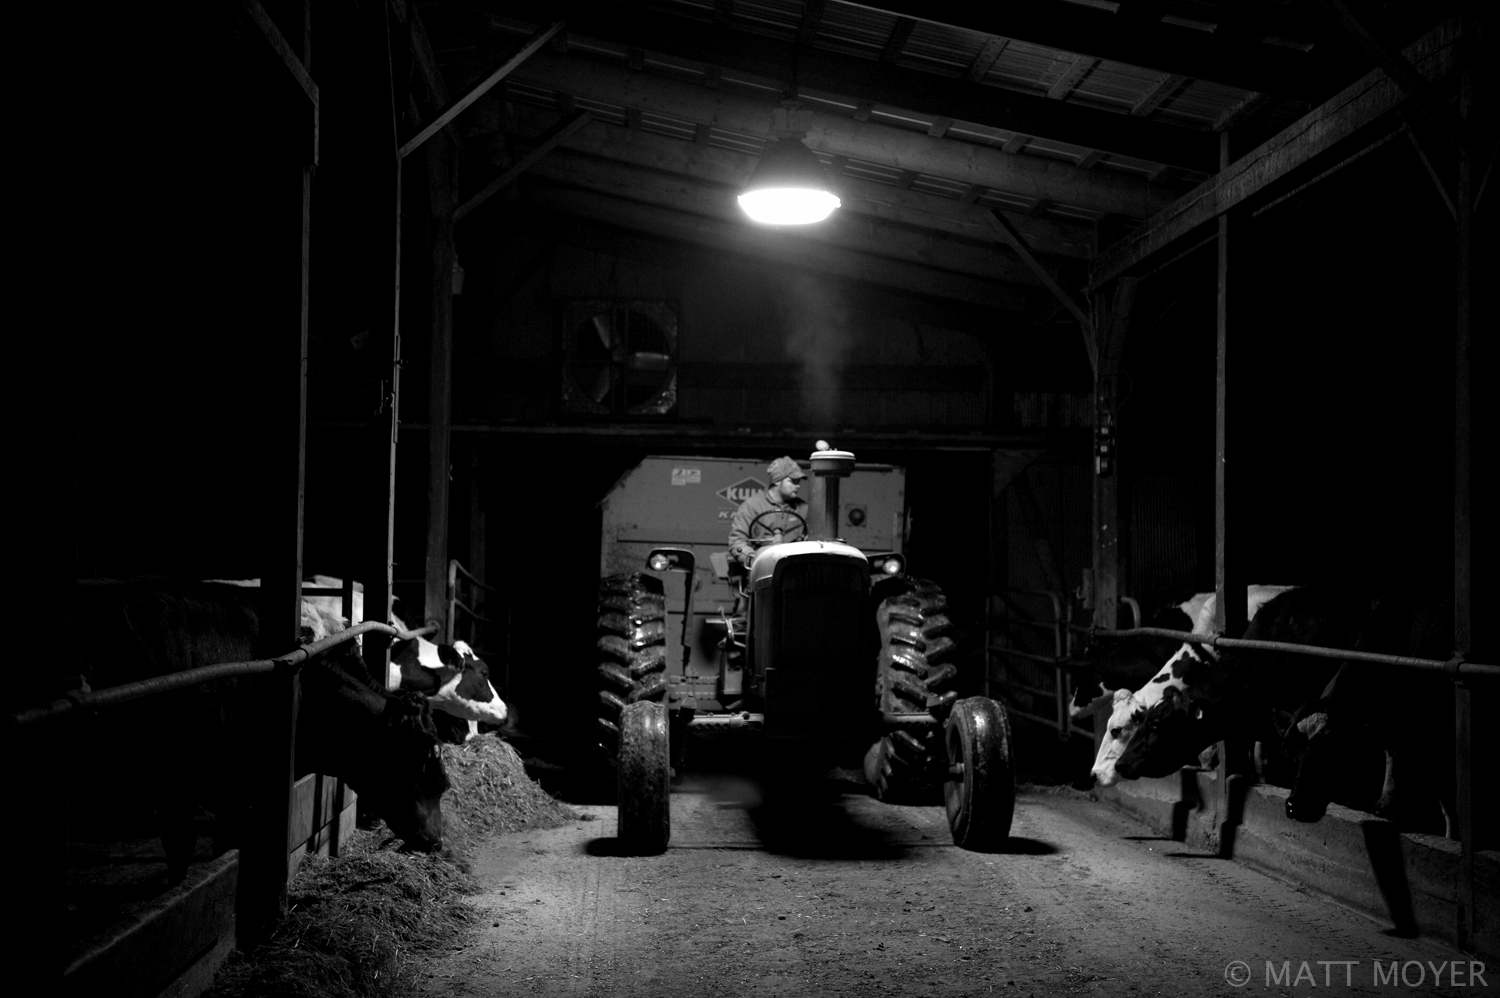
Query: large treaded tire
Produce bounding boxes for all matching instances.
[944,697,1015,851]
[595,573,667,777]
[618,700,671,854]
[865,576,960,803]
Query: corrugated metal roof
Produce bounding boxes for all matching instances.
[650,0,1263,137]
[894,20,982,77]
[500,77,1130,225]
[812,1,894,57]
[986,39,1074,95]
[494,0,1269,224]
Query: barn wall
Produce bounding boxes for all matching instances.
[455,225,998,431]
[1001,460,1093,600]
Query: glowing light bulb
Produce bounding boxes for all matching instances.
[737,188,841,225]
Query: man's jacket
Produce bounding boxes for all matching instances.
[727,490,807,565]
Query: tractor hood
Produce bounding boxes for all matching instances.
[749,539,868,587]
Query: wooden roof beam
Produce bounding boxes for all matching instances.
[536,215,1026,333]
[498,105,1095,258]
[455,110,593,221]
[987,210,1096,375]
[1091,17,1464,288]
[1316,0,1463,142]
[880,17,917,64]
[510,52,1187,217]
[494,5,1217,171]
[798,0,827,46]
[523,150,1042,288]
[522,183,1036,312]
[400,20,563,158]
[835,0,1354,100]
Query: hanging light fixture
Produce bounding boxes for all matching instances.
[738,137,840,225]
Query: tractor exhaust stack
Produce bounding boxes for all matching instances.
[809,442,856,541]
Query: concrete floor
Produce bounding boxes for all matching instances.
[418,780,1491,997]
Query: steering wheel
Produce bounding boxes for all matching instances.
[746,508,808,547]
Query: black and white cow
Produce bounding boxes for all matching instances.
[1091,586,1292,786]
[387,613,508,743]
[1281,591,1455,835]
[1111,585,1380,785]
[272,575,509,744]
[1069,592,1212,721]
[67,579,450,883]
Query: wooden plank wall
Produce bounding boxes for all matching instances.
[288,773,358,878]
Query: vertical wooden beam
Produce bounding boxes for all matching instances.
[423,134,457,633]
[1215,132,1246,637]
[365,0,405,673]
[241,0,312,947]
[1093,278,1138,630]
[1451,39,1475,955]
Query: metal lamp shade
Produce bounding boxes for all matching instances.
[738,138,840,225]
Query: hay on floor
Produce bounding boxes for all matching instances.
[207,735,576,998]
[441,734,578,844]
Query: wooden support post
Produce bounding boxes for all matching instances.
[423,133,456,634]
[365,2,405,674]
[1093,278,1137,630]
[1451,43,1475,955]
[240,3,312,944]
[1214,133,1247,638]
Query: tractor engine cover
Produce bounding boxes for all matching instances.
[748,541,874,738]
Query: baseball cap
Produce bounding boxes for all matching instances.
[767,456,807,483]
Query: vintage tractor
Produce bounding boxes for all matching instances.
[593,445,1014,854]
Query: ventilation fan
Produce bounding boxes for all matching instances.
[560,301,677,416]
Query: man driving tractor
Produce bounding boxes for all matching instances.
[726,456,808,567]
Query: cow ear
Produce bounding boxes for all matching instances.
[436,643,463,668]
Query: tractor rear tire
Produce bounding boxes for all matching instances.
[617,700,671,854]
[868,577,960,803]
[595,574,667,779]
[944,697,1015,851]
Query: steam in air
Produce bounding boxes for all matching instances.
[782,274,854,428]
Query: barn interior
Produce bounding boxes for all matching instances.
[14,0,1496,993]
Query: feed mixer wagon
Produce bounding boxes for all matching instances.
[593,445,1015,854]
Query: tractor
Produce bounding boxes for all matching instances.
[593,445,1015,854]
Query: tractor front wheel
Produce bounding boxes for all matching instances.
[943,697,1015,851]
[617,700,671,855]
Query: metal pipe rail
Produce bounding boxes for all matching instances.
[10,620,437,729]
[1087,625,1500,678]
[450,559,501,595]
[450,595,501,628]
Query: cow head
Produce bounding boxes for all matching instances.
[300,659,449,852]
[1089,641,1207,785]
[1114,686,1209,780]
[367,692,451,850]
[1282,700,1338,823]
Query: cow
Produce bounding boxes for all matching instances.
[66,579,449,883]
[1111,586,1380,788]
[1068,592,1213,722]
[218,577,510,743]
[1281,591,1454,836]
[387,613,509,743]
[1090,585,1293,787]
